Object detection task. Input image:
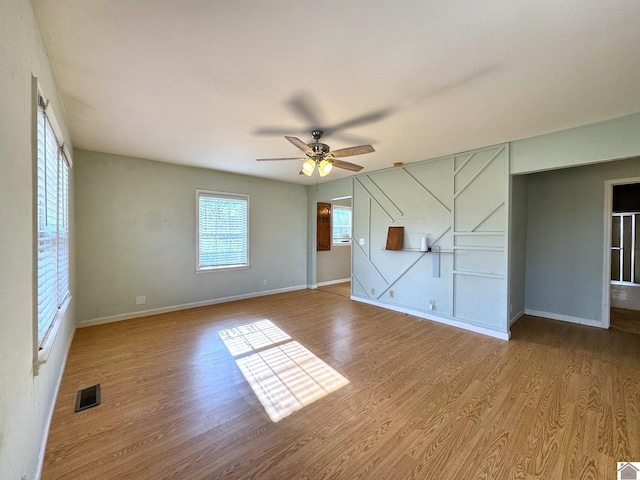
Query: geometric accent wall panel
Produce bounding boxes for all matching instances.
[453,274,506,330]
[352,144,509,335]
[352,156,453,314]
[452,144,508,330]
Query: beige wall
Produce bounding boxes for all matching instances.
[0,1,76,478]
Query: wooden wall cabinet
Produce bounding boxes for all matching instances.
[317,202,331,251]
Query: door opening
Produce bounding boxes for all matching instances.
[605,179,640,334]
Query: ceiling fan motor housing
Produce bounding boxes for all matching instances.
[311,143,331,157]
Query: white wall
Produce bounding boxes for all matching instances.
[0,1,76,478]
[524,157,640,324]
[74,150,308,324]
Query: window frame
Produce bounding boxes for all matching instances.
[611,211,640,286]
[196,189,250,272]
[33,80,72,370]
[332,205,352,246]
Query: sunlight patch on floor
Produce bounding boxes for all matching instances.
[218,319,291,356]
[234,340,349,422]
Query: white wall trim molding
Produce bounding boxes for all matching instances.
[77,286,308,328]
[509,310,525,327]
[351,296,510,341]
[524,309,605,329]
[35,326,76,480]
[317,278,351,287]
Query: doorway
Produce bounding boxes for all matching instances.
[315,196,352,297]
[604,178,640,334]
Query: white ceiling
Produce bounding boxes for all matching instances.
[33,0,640,185]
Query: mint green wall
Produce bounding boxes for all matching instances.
[0,0,76,478]
[74,150,308,323]
[508,175,528,323]
[524,157,640,322]
[511,113,640,174]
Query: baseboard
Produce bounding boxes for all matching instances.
[316,278,350,287]
[524,309,605,328]
[509,310,525,327]
[351,296,510,341]
[35,322,75,480]
[77,285,308,328]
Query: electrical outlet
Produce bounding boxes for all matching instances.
[389,290,394,298]
[370,287,376,295]
[429,300,435,310]
[263,279,268,286]
[135,295,146,305]
[359,238,365,245]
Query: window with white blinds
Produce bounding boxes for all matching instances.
[332,205,352,245]
[37,98,70,348]
[197,190,249,271]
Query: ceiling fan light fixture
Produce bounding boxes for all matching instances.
[302,158,316,176]
[318,159,333,177]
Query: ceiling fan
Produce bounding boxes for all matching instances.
[256,129,374,177]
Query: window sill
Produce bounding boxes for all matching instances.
[196,264,251,274]
[35,295,71,374]
[332,241,351,247]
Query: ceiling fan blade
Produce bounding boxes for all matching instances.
[285,136,314,156]
[256,157,303,161]
[332,159,364,172]
[287,93,324,126]
[324,108,393,134]
[329,144,375,158]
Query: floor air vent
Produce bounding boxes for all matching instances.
[75,384,101,412]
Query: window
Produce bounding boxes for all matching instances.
[197,190,249,271]
[332,205,352,245]
[36,94,71,350]
[611,212,640,284]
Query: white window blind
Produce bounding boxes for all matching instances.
[37,100,70,347]
[197,191,249,271]
[332,205,352,244]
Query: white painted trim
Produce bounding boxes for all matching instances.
[308,284,318,290]
[317,278,351,287]
[509,310,525,327]
[351,296,510,340]
[524,309,605,328]
[78,285,307,328]
[35,325,75,480]
[602,176,640,329]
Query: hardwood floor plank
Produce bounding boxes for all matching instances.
[42,290,640,479]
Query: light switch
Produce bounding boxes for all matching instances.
[359,238,365,245]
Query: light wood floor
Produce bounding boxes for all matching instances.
[42,290,640,479]
[611,307,640,335]
[316,281,351,298]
